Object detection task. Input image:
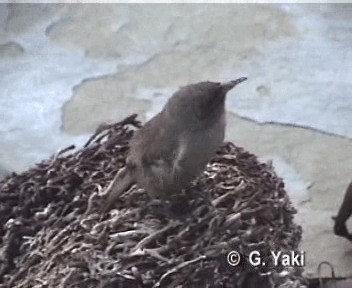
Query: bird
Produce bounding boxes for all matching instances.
[100,77,247,214]
[333,181,352,241]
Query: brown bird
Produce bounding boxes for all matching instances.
[100,77,247,214]
[333,181,352,241]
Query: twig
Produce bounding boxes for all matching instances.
[154,255,207,287]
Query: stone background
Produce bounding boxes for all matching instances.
[0,3,351,277]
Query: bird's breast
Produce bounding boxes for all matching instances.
[179,115,225,176]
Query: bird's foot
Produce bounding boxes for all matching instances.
[169,194,193,216]
[139,199,174,220]
[139,197,192,220]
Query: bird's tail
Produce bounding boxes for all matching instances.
[100,167,134,215]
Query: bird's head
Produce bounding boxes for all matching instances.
[165,77,247,122]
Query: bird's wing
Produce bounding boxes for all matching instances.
[129,113,180,167]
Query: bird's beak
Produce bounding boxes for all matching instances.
[220,77,247,92]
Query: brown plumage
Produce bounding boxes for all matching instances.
[100,77,247,214]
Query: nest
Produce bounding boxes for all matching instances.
[0,114,307,288]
